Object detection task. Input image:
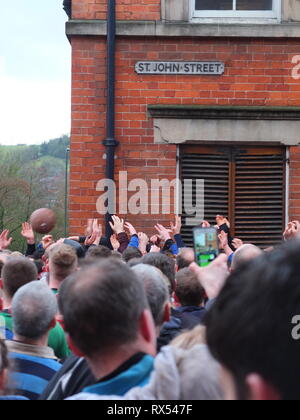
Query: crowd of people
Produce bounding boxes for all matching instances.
[0,215,300,400]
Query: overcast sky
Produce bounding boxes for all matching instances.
[0,0,71,145]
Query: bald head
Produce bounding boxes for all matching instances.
[231,244,263,271]
[176,248,195,270]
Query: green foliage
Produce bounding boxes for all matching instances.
[0,135,70,252]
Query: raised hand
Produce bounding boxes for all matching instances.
[85,219,94,237]
[110,234,120,251]
[218,230,233,257]
[0,230,13,251]
[150,245,161,253]
[216,215,230,228]
[84,219,102,246]
[138,232,149,255]
[84,232,98,247]
[21,222,35,244]
[92,219,102,239]
[41,235,55,250]
[232,238,244,250]
[125,222,137,237]
[154,224,172,242]
[190,254,229,300]
[218,230,228,250]
[170,216,182,236]
[283,221,300,241]
[109,216,125,235]
[202,220,211,228]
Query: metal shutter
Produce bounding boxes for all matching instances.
[234,148,285,248]
[180,146,285,249]
[180,147,229,247]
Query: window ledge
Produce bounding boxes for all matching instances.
[148,106,300,146]
[148,105,300,120]
[66,20,300,39]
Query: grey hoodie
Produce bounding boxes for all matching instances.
[68,344,223,400]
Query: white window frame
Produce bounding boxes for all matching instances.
[190,0,281,24]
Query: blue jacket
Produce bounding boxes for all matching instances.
[128,234,139,249]
[82,354,154,396]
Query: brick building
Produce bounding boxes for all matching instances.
[65,0,300,248]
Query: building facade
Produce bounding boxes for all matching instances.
[66,0,300,247]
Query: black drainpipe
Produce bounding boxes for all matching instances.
[103,0,119,237]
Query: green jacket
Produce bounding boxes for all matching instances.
[0,311,70,361]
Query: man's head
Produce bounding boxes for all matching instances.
[132,264,170,331]
[231,244,263,271]
[140,253,176,293]
[49,244,78,283]
[12,281,57,340]
[1,257,38,300]
[206,241,300,400]
[59,259,156,361]
[176,248,195,271]
[85,245,112,261]
[123,247,143,263]
[175,268,205,307]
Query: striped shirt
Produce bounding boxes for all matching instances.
[6,340,61,400]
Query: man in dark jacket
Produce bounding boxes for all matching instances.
[157,268,206,350]
[173,268,206,329]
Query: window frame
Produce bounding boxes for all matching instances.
[190,0,281,23]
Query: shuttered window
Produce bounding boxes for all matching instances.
[180,145,286,249]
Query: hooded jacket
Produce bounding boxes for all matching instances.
[68,345,223,401]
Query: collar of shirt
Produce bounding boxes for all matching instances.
[5,340,57,360]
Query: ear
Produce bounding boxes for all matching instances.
[66,334,85,358]
[246,374,281,401]
[139,309,156,351]
[163,302,171,323]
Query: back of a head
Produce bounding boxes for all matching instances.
[132,264,170,327]
[141,253,176,293]
[206,240,300,400]
[2,257,38,299]
[60,259,149,358]
[12,281,58,340]
[49,244,78,282]
[176,248,195,270]
[123,247,143,263]
[85,245,112,261]
[231,244,263,271]
[175,268,205,307]
[110,251,123,260]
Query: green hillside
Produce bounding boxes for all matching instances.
[0,135,70,252]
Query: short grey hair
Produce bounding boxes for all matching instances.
[132,264,170,327]
[12,281,58,339]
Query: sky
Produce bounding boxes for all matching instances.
[0,0,71,145]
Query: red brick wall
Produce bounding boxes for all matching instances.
[69,35,300,234]
[72,0,161,20]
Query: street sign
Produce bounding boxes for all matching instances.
[135,61,225,75]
